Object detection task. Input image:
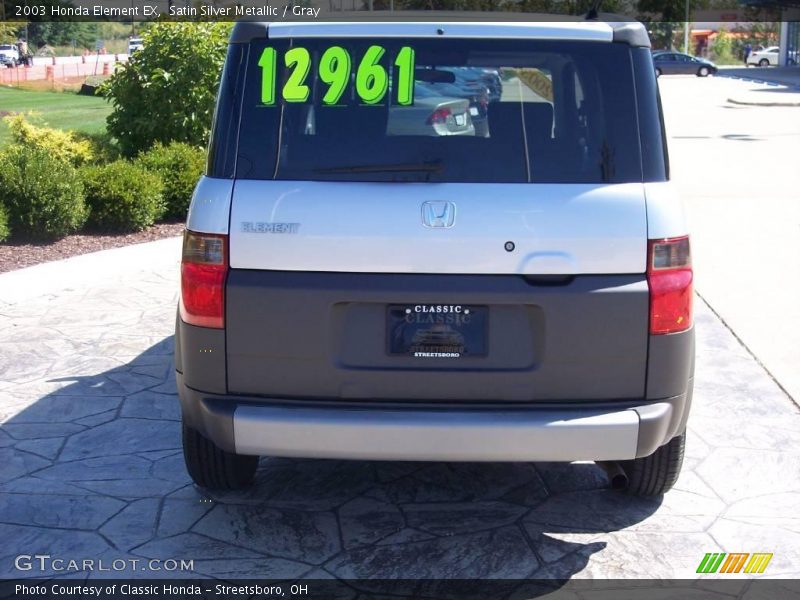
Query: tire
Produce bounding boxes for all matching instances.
[789,58,797,66]
[621,432,685,497]
[697,66,710,77]
[182,422,258,490]
[655,68,662,77]
[759,58,770,67]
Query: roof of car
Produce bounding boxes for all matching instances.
[230,12,651,48]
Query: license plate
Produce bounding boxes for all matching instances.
[387,305,488,358]
[454,114,466,126]
[469,107,479,116]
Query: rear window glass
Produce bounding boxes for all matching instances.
[236,38,642,183]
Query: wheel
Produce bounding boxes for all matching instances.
[621,432,685,497]
[759,58,770,67]
[182,422,258,490]
[697,66,710,77]
[789,58,797,66]
[655,67,662,77]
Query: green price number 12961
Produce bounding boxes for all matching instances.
[258,45,416,106]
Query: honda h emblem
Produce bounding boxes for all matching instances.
[421,201,456,228]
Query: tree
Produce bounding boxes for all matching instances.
[643,20,682,50]
[0,22,24,44]
[26,22,96,49]
[711,27,734,62]
[638,0,686,21]
[100,22,232,157]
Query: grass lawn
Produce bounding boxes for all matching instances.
[0,87,112,146]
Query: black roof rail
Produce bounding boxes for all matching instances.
[230,12,651,48]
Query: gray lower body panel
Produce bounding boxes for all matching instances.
[177,372,692,461]
[233,404,644,461]
[176,271,694,462]
[224,271,650,402]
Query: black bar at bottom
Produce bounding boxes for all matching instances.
[2,579,799,600]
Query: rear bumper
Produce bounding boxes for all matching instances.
[178,372,692,462]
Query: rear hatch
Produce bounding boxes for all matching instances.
[225,31,650,402]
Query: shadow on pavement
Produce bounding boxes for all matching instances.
[717,67,800,88]
[743,85,800,94]
[1,337,662,591]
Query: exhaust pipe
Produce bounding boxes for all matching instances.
[597,461,629,491]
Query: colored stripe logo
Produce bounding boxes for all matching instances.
[697,553,773,574]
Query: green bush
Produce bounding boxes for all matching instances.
[3,113,95,166]
[0,145,86,241]
[82,161,164,232]
[137,142,205,219]
[101,23,232,156]
[74,131,123,164]
[712,29,735,64]
[0,203,9,243]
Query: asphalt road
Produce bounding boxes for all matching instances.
[658,74,800,405]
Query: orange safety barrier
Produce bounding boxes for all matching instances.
[0,61,118,87]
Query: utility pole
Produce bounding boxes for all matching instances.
[684,0,690,54]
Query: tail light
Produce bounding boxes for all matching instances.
[647,236,693,335]
[180,230,228,329]
[427,108,452,125]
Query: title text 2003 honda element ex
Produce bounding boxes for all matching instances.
[175,16,694,496]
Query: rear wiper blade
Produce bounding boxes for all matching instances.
[316,161,443,174]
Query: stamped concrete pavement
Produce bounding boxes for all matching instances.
[658,75,800,404]
[1,234,799,583]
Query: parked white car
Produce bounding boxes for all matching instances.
[127,38,143,54]
[747,46,779,67]
[0,44,20,67]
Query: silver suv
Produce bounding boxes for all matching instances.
[176,16,694,496]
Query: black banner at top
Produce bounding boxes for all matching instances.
[1,0,799,22]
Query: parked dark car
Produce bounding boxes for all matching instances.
[653,51,717,77]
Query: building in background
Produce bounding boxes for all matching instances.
[734,1,800,66]
[780,21,800,65]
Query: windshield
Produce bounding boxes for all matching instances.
[236,38,642,184]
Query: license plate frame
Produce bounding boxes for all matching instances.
[386,305,488,358]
